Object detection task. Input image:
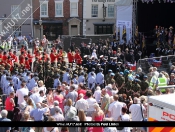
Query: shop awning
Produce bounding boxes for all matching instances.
[33,20,63,25]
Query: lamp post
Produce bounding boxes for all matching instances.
[39,19,42,42]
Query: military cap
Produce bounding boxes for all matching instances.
[134,79,140,82]
[111,73,115,76]
[100,68,103,71]
[74,74,78,77]
[120,72,124,75]
[84,55,87,58]
[97,64,101,66]
[56,74,60,78]
[34,77,39,81]
[144,75,148,78]
[108,69,112,72]
[118,62,122,64]
[128,76,133,81]
[34,73,38,76]
[116,68,120,72]
[58,64,61,67]
[92,68,95,71]
[84,68,88,71]
[136,74,140,77]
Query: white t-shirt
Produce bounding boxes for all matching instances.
[30,93,40,103]
[108,101,126,121]
[129,104,145,121]
[93,90,101,103]
[120,114,130,132]
[86,98,97,111]
[16,88,29,105]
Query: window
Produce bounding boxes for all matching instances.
[12,26,22,37]
[94,25,113,34]
[40,2,48,17]
[108,4,114,17]
[91,5,98,17]
[55,2,63,17]
[70,3,78,17]
[11,5,21,18]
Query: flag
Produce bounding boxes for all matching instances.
[142,35,145,49]
[122,25,126,42]
[134,26,139,44]
[117,27,120,41]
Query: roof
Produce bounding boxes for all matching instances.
[149,94,175,110]
[33,20,63,24]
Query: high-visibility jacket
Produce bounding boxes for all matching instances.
[157,77,167,92]
[149,76,157,88]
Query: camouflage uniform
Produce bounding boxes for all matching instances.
[117,75,125,94]
[131,80,141,98]
[140,80,149,96]
[125,81,133,97]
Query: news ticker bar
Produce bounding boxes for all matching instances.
[0,121,175,127]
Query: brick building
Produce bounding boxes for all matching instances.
[33,0,83,40]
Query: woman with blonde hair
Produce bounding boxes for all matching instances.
[38,80,46,94]
[42,116,59,132]
[92,103,104,132]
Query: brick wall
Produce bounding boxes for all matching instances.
[33,0,83,35]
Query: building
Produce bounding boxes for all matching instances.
[83,0,116,35]
[0,0,33,38]
[33,0,83,40]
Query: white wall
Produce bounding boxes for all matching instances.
[84,0,116,19]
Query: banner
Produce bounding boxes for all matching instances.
[116,5,133,44]
[0,121,175,127]
[117,20,132,28]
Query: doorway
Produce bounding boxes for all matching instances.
[71,25,78,35]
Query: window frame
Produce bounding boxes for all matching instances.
[108,4,114,18]
[70,2,78,17]
[40,1,48,17]
[11,5,21,19]
[91,4,98,18]
[55,1,64,17]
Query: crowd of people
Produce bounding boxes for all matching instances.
[0,32,175,132]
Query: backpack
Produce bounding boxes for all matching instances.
[12,107,22,121]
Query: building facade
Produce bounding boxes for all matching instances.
[83,0,116,35]
[33,0,83,40]
[0,0,33,38]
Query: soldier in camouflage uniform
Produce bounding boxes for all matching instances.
[106,73,116,85]
[117,72,125,94]
[105,69,112,85]
[125,76,133,97]
[124,69,129,83]
[114,68,120,87]
[46,67,54,88]
[131,79,141,98]
[33,57,39,72]
[38,60,44,81]
[140,75,149,96]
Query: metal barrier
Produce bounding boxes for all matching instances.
[137,55,175,74]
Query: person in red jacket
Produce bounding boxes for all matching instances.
[19,51,25,65]
[51,45,57,53]
[25,57,30,70]
[74,50,82,65]
[67,49,74,63]
[0,50,3,59]
[12,51,18,63]
[50,50,57,66]
[27,50,33,70]
[8,49,13,58]
[6,56,13,71]
[20,45,26,54]
[77,83,87,100]
[2,51,7,64]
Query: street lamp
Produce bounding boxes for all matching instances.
[39,19,42,42]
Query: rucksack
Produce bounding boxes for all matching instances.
[12,107,22,121]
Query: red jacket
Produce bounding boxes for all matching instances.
[25,60,30,70]
[19,55,25,64]
[27,53,33,63]
[12,54,18,63]
[50,53,57,63]
[74,53,82,65]
[67,52,74,63]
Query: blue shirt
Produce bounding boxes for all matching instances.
[30,107,48,121]
[0,118,11,132]
[96,72,104,85]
